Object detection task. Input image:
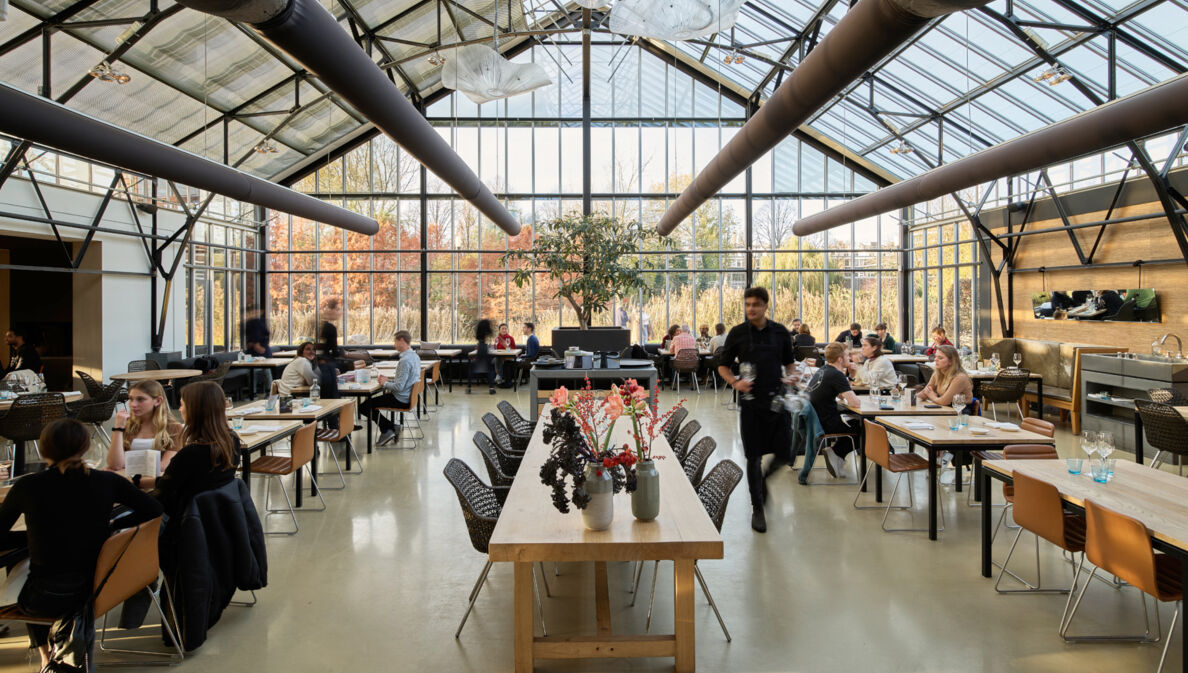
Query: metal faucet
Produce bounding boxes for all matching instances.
[1158,333,1183,359]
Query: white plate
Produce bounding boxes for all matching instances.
[969,427,990,435]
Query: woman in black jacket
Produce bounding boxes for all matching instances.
[152,381,240,522]
[0,419,162,668]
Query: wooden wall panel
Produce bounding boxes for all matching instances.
[990,201,1187,352]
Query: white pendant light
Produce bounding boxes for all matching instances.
[609,0,746,41]
[441,44,552,105]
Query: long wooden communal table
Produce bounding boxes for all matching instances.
[876,415,1055,540]
[979,459,1188,673]
[488,405,723,673]
[228,398,353,505]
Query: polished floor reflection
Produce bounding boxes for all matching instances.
[0,388,1178,672]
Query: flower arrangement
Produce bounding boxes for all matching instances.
[540,379,636,513]
[539,378,686,514]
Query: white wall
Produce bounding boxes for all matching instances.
[0,175,187,380]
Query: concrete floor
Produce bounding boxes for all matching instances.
[0,387,1180,672]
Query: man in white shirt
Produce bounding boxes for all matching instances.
[361,330,421,445]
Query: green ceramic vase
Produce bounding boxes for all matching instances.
[631,459,660,521]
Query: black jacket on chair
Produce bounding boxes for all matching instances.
[160,479,267,651]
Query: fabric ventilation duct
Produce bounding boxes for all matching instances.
[793,73,1188,235]
[175,0,521,236]
[654,0,990,236]
[0,81,379,235]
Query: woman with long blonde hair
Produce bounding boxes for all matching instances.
[920,344,973,405]
[108,380,183,475]
[153,381,240,519]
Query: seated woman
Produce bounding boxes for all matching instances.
[494,323,516,350]
[107,380,183,479]
[793,324,815,349]
[152,381,241,521]
[918,344,973,406]
[805,343,862,477]
[660,324,679,351]
[278,341,317,395]
[849,336,898,391]
[0,419,161,669]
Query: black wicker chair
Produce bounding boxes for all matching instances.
[980,368,1031,421]
[482,412,523,457]
[1135,399,1188,473]
[670,419,701,464]
[498,400,536,437]
[639,459,742,641]
[75,370,105,399]
[473,431,519,485]
[127,360,160,372]
[661,407,689,446]
[443,458,546,638]
[0,393,68,473]
[682,436,717,487]
[66,380,123,446]
[1148,387,1188,406]
[671,348,700,393]
[181,361,232,393]
[493,402,531,452]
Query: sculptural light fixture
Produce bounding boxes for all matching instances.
[253,140,278,154]
[610,0,746,41]
[88,62,132,84]
[441,44,551,104]
[889,140,913,155]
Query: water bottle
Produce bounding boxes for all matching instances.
[309,379,321,403]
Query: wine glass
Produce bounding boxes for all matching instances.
[1080,430,1098,461]
[952,393,967,427]
[1013,352,1022,368]
[894,374,907,403]
[990,353,1001,370]
[739,362,756,401]
[1096,431,1115,460]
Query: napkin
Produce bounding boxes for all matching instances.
[299,404,323,412]
[241,424,283,433]
[904,422,934,430]
[231,407,263,416]
[985,421,1020,430]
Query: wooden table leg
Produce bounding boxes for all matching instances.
[514,562,535,673]
[673,559,695,673]
[594,561,612,636]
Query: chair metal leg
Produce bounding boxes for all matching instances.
[230,590,258,607]
[629,560,644,602]
[645,560,660,632]
[532,565,548,637]
[854,462,911,510]
[316,440,348,490]
[97,573,185,664]
[694,562,730,642]
[1061,566,1160,642]
[875,472,943,533]
[455,561,493,638]
[263,474,300,535]
[1157,601,1180,673]
[537,562,551,598]
[994,527,1072,594]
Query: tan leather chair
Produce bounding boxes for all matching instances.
[374,380,425,449]
[1062,499,1182,672]
[853,420,939,533]
[315,400,361,487]
[1020,417,1056,437]
[0,517,183,664]
[252,422,326,534]
[423,360,442,410]
[989,444,1060,543]
[995,471,1085,602]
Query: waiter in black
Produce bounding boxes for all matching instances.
[717,287,795,533]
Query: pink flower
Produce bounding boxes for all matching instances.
[550,387,569,407]
[604,386,625,420]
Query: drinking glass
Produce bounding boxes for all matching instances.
[1080,430,1098,460]
[1104,458,1116,480]
[231,415,244,431]
[990,353,1001,370]
[1013,353,1022,368]
[739,362,756,401]
[952,393,966,417]
[1096,432,1115,460]
[1091,461,1109,483]
[1066,458,1082,474]
[947,416,960,431]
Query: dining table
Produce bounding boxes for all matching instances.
[978,458,1188,673]
[840,397,954,495]
[875,415,1056,540]
[228,397,353,504]
[110,369,202,383]
[489,404,722,672]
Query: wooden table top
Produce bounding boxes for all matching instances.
[0,391,83,411]
[877,414,1056,446]
[426,348,462,357]
[489,404,723,563]
[843,398,956,417]
[983,459,1188,552]
[488,348,522,357]
[110,369,202,382]
[228,397,353,421]
[229,358,290,368]
[287,379,384,395]
[234,420,303,450]
[659,348,712,357]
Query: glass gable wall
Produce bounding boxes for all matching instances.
[267,43,904,346]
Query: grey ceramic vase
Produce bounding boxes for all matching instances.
[631,459,660,521]
[581,463,614,531]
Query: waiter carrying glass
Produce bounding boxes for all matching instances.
[717,287,796,534]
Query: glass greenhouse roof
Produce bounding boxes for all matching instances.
[0,0,1184,182]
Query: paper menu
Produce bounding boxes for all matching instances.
[125,449,161,478]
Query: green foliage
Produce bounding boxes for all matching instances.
[502,213,659,328]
